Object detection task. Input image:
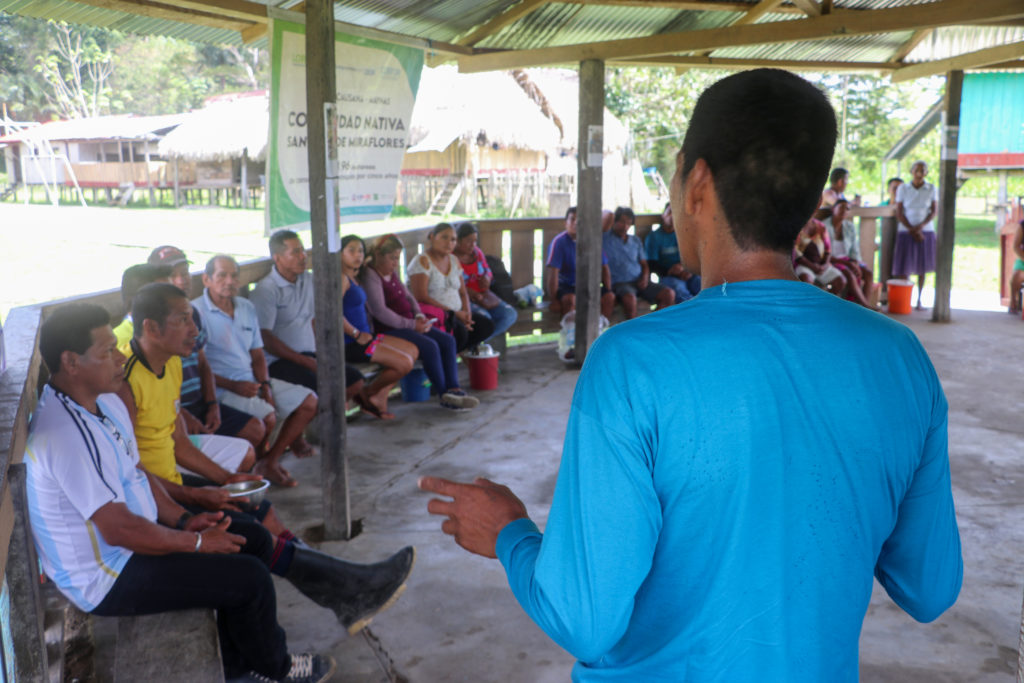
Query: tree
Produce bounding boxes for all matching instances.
[0,13,57,119]
[34,21,122,118]
[605,66,720,180]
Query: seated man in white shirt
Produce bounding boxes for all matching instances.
[193,255,318,488]
[26,304,344,682]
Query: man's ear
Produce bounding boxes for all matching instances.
[684,158,713,217]
[59,349,80,376]
[141,318,161,337]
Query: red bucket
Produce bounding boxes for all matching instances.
[467,354,499,391]
[886,279,913,315]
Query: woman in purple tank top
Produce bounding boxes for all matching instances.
[340,235,420,419]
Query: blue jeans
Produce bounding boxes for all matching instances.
[386,327,460,394]
[660,274,702,302]
[470,300,517,341]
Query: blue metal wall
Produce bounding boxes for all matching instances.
[960,73,1024,154]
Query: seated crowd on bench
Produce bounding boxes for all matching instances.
[544,203,704,323]
[25,185,888,681]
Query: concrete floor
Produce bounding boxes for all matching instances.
[266,306,1024,682]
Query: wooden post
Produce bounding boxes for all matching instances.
[306,0,351,540]
[932,70,963,323]
[144,144,155,206]
[575,59,604,365]
[241,149,250,210]
[173,158,180,208]
[6,465,49,682]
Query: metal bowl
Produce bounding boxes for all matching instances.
[221,479,271,504]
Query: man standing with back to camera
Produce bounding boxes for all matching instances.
[420,68,962,681]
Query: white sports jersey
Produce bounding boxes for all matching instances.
[25,385,158,611]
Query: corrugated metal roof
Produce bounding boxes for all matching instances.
[0,0,1022,71]
[714,33,910,63]
[905,26,1024,64]
[0,0,246,44]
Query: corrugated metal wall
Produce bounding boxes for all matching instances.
[960,73,1024,154]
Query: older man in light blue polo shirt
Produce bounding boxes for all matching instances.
[249,230,321,393]
[603,206,675,319]
[194,254,317,488]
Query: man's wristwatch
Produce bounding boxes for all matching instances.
[175,511,194,530]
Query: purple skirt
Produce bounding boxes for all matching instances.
[892,230,936,277]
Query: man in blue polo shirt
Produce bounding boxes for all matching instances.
[193,255,317,488]
[544,206,615,318]
[604,206,675,319]
[645,202,702,302]
[420,69,962,681]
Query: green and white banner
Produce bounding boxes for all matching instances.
[267,16,423,233]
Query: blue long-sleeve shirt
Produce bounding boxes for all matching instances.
[497,279,962,682]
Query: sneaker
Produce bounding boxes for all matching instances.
[441,390,479,409]
[247,653,337,683]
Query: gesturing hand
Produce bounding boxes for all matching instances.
[419,476,529,559]
[184,511,226,533]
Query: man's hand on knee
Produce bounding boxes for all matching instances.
[419,476,529,559]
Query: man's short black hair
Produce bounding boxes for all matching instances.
[613,206,635,223]
[39,304,110,375]
[680,69,837,254]
[132,283,187,338]
[565,206,577,220]
[829,167,849,185]
[205,254,238,277]
[120,263,172,309]
[887,177,903,187]
[269,230,300,256]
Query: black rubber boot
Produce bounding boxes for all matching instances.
[286,545,415,634]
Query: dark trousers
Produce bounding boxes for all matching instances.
[92,518,289,680]
[450,312,495,352]
[270,352,365,391]
[387,327,460,394]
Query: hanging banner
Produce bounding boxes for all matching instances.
[267,17,423,233]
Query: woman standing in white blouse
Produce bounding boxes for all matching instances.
[407,223,494,352]
[893,161,937,310]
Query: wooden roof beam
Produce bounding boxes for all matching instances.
[457,0,1024,73]
[695,0,784,58]
[891,39,1024,82]
[456,0,549,47]
[167,0,267,23]
[612,55,895,72]
[890,28,931,63]
[558,0,802,13]
[240,22,266,43]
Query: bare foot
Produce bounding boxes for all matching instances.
[355,393,395,420]
[254,460,297,487]
[289,437,314,458]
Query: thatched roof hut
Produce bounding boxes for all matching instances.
[406,66,561,156]
[158,92,268,162]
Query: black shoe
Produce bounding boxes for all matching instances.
[286,546,416,635]
[246,653,336,683]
